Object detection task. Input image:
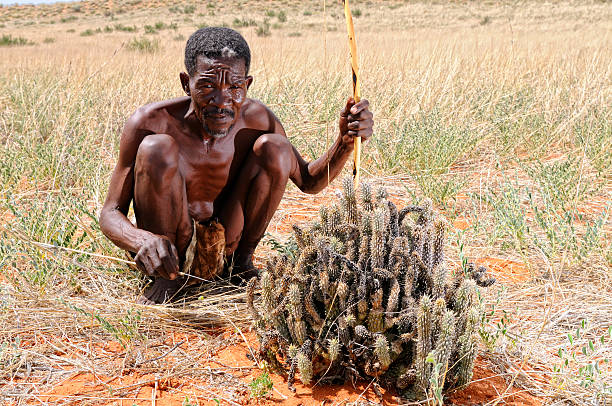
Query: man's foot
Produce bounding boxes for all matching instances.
[224,256,260,285]
[137,277,185,305]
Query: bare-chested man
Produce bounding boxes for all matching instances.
[99,27,373,304]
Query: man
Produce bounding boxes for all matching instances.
[99,27,373,304]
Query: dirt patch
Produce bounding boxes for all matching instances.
[213,330,548,406]
[448,362,543,406]
[24,327,546,405]
[452,217,471,231]
[213,330,399,405]
[38,371,213,405]
[477,256,531,284]
[204,328,547,405]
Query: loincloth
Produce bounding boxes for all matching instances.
[183,219,226,283]
[126,220,226,283]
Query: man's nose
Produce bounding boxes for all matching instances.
[209,88,231,107]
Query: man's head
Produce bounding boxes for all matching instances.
[180,27,253,139]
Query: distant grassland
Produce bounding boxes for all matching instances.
[0,0,611,402]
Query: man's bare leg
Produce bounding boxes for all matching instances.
[218,133,294,279]
[133,134,193,304]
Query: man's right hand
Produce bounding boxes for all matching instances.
[134,234,180,280]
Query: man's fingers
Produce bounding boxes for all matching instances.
[136,254,155,276]
[358,128,373,140]
[158,244,178,280]
[170,243,180,273]
[349,99,369,114]
[348,118,373,130]
[340,97,356,117]
[347,109,373,122]
[347,130,372,138]
[150,254,170,279]
[347,127,373,139]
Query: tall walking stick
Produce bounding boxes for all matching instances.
[343,0,362,188]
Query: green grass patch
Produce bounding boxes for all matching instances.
[60,15,78,23]
[0,34,34,47]
[233,17,257,28]
[0,34,34,46]
[80,28,102,36]
[113,23,138,32]
[126,36,160,53]
[256,19,271,37]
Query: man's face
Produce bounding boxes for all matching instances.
[182,55,252,139]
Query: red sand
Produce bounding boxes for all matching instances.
[477,256,531,284]
[27,326,545,406]
[448,363,543,406]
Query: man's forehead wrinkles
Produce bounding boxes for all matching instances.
[195,70,245,83]
[195,57,244,76]
[196,67,241,77]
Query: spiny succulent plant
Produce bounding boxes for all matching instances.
[247,177,495,399]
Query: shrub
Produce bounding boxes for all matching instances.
[248,178,494,399]
[248,372,273,398]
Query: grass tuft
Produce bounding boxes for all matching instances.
[0,34,34,46]
[126,36,160,53]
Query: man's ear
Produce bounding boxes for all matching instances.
[245,75,253,90]
[179,72,191,96]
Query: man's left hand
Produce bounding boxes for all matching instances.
[339,97,373,147]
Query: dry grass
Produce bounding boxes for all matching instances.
[0,0,611,404]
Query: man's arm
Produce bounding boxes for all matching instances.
[99,110,179,279]
[289,97,373,194]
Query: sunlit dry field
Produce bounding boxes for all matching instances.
[0,0,610,404]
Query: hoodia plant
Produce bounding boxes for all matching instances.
[247,177,495,399]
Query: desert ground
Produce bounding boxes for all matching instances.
[0,0,610,404]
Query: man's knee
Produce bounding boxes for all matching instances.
[136,134,179,174]
[253,133,293,177]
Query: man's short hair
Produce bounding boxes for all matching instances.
[184,27,251,76]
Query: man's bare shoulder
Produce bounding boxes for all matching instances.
[241,98,283,133]
[126,96,191,131]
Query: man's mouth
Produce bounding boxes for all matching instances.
[203,108,234,121]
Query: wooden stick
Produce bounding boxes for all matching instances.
[343,0,362,189]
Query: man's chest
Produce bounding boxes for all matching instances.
[178,136,234,196]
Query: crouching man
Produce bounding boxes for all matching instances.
[99,27,373,304]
